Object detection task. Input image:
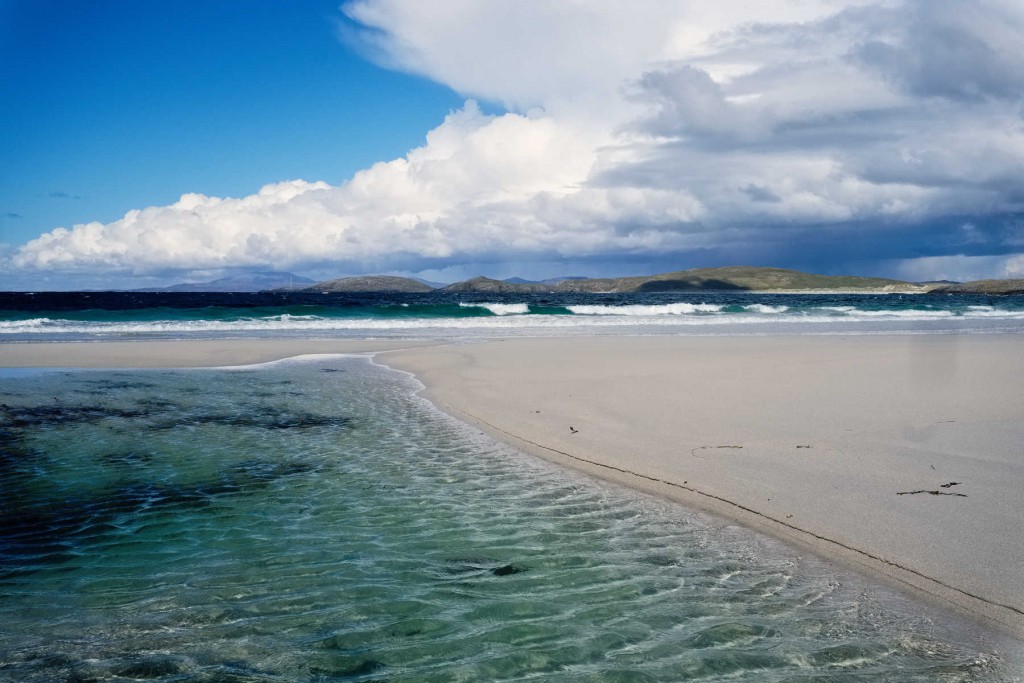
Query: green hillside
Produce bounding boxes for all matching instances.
[293,276,434,293]
[929,279,1024,295]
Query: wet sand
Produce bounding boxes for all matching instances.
[380,335,1024,639]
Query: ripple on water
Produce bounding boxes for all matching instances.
[0,358,1019,682]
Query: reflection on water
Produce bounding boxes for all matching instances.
[0,358,1018,681]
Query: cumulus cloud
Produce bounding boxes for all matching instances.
[8,0,1024,284]
[13,103,608,274]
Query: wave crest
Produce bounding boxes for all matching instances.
[567,303,723,316]
[458,302,530,316]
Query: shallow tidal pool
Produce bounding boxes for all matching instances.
[0,355,1019,682]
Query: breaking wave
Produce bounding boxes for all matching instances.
[3,291,1024,340]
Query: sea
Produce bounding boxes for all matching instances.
[3,290,1024,341]
[2,290,1023,682]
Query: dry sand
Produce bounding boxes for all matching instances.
[380,335,1024,639]
[3,334,1022,639]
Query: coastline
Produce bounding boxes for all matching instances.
[379,335,1024,640]
[3,334,1022,643]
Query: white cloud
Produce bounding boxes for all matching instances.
[8,0,1024,284]
[13,103,610,273]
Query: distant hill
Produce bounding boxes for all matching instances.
[441,267,925,293]
[411,277,449,289]
[136,271,314,292]
[499,276,590,285]
[440,276,548,293]
[288,275,435,293]
[929,279,1024,295]
[541,276,589,284]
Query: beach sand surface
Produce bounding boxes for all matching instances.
[380,335,1024,638]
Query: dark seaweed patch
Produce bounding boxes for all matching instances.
[312,659,386,679]
[438,557,527,578]
[135,397,178,410]
[0,458,320,580]
[189,662,283,682]
[112,657,186,678]
[157,408,351,431]
[491,563,525,577]
[0,403,150,428]
[78,379,157,390]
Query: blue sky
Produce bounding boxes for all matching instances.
[0,0,462,248]
[3,1,1024,289]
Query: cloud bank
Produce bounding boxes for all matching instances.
[8,0,1024,285]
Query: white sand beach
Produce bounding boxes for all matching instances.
[380,335,1024,639]
[3,334,1022,639]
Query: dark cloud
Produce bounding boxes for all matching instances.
[854,1,1024,102]
[741,185,781,203]
[4,212,23,219]
[48,191,82,200]
[633,66,738,138]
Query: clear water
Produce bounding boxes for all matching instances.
[0,357,1019,682]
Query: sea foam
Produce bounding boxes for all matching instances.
[458,302,531,315]
[567,303,723,315]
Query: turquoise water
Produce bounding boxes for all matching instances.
[4,291,1024,340]
[0,357,1019,681]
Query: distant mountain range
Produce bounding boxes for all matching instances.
[135,271,314,292]
[502,276,589,285]
[932,279,1024,295]
[435,267,928,293]
[294,275,435,293]
[144,267,1023,295]
[286,266,939,294]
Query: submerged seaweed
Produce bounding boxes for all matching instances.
[153,407,351,431]
[0,403,151,428]
[0,456,320,579]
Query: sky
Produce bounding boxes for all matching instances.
[2,0,1024,289]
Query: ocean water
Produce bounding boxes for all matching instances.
[1,356,1020,682]
[2,290,1024,341]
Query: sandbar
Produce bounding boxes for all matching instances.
[0,338,440,368]
[381,335,1024,639]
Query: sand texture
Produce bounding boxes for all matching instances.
[381,335,1024,638]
